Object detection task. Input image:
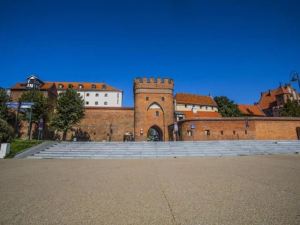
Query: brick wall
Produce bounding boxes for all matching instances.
[73,107,134,141]
[178,118,300,141]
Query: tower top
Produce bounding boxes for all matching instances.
[134,77,174,90]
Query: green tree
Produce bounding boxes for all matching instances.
[0,88,10,121]
[19,90,50,138]
[279,100,300,117]
[0,88,15,126]
[214,96,242,117]
[51,88,84,140]
[0,118,14,143]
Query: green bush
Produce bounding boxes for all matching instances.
[0,118,14,143]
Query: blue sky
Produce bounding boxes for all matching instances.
[0,0,299,106]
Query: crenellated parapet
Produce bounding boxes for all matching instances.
[134,77,174,90]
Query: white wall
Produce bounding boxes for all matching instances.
[57,90,123,107]
[176,103,218,112]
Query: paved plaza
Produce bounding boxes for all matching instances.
[0,155,300,225]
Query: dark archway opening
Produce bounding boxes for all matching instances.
[147,125,163,141]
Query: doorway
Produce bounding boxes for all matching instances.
[147,125,163,141]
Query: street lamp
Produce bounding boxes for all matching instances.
[291,71,300,89]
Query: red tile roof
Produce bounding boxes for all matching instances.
[11,82,56,91]
[238,104,265,117]
[258,85,294,110]
[175,93,217,106]
[53,82,121,92]
[178,111,221,118]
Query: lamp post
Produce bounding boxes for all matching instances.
[291,71,300,89]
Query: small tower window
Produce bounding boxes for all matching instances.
[155,111,159,116]
[161,97,165,101]
[91,84,96,89]
[220,130,224,135]
[233,130,236,135]
[146,97,149,101]
[245,130,248,135]
[205,130,210,136]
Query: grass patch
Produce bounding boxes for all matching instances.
[6,139,43,158]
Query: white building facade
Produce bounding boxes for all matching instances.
[54,82,123,107]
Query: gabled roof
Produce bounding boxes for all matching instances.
[178,111,221,118]
[11,82,56,91]
[53,82,121,92]
[258,85,296,110]
[175,93,217,106]
[238,104,265,117]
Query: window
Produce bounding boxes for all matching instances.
[161,97,165,101]
[185,104,187,108]
[86,101,89,105]
[95,101,98,105]
[79,84,83,89]
[104,101,108,105]
[155,111,159,116]
[204,130,210,136]
[104,93,108,97]
[58,84,63,89]
[86,93,90,97]
[245,130,248,135]
[91,84,96,89]
[233,130,236,135]
[102,84,107,90]
[220,130,224,135]
[187,130,192,136]
[95,93,99,97]
[146,97,149,101]
[68,84,73,88]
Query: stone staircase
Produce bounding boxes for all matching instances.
[26,140,300,159]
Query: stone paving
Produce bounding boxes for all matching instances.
[0,155,300,225]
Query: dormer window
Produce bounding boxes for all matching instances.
[102,84,107,90]
[91,84,96,89]
[79,84,84,89]
[68,84,73,88]
[58,84,64,89]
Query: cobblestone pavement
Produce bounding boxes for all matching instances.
[0,155,299,225]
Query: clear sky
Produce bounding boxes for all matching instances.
[0,0,299,106]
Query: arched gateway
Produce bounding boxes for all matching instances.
[147,125,163,141]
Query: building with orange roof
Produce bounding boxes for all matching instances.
[258,84,300,116]
[175,93,220,121]
[10,76,123,108]
[238,104,265,117]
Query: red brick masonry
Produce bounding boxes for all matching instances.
[177,117,300,141]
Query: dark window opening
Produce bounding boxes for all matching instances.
[220,130,224,135]
[161,97,165,101]
[233,130,236,135]
[146,97,149,101]
[205,130,210,136]
[155,111,159,116]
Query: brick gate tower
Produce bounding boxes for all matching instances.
[134,77,175,141]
